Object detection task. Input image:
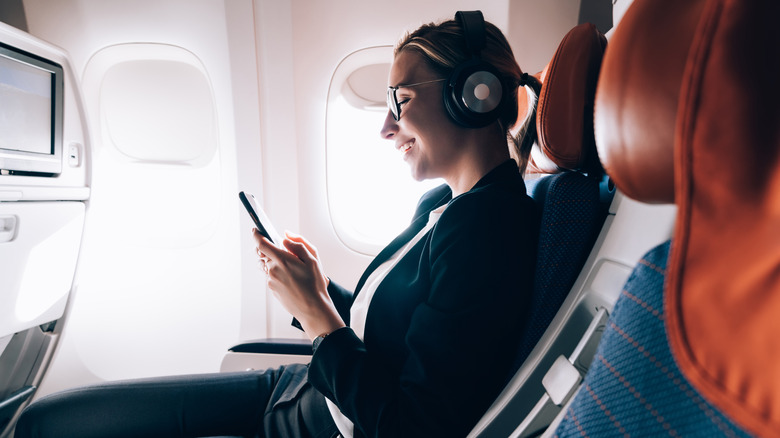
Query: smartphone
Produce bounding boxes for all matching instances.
[239,191,283,246]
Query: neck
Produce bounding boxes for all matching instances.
[445,128,511,197]
[444,144,510,198]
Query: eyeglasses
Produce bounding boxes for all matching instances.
[386,78,446,121]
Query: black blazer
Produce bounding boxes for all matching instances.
[308,160,540,437]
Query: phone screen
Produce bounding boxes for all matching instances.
[239,191,283,246]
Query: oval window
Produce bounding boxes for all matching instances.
[326,47,443,255]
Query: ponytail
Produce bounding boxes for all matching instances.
[507,74,542,175]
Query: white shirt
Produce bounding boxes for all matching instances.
[327,207,444,438]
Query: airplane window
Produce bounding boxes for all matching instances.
[100,60,216,165]
[83,44,221,247]
[327,47,442,255]
[94,46,217,166]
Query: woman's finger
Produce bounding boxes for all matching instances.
[253,228,284,259]
[283,237,314,263]
[285,231,320,258]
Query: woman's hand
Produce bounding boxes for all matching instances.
[254,230,345,341]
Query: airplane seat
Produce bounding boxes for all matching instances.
[467,22,610,437]
[516,21,609,370]
[547,0,780,436]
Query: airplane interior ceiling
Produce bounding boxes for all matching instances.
[0,0,610,399]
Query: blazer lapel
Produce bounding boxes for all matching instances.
[353,215,428,296]
[352,187,451,298]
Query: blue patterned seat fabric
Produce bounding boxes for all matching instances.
[513,171,607,375]
[554,240,753,437]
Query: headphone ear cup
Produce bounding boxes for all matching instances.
[444,59,504,128]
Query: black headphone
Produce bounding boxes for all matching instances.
[443,11,505,128]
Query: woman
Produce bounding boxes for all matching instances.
[17,11,541,438]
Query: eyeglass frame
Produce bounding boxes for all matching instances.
[386,78,446,121]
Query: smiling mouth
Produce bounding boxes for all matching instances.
[398,140,414,155]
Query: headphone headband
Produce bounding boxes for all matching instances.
[455,11,487,57]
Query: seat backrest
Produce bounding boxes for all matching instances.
[552,239,756,437]
[551,0,780,436]
[468,22,609,437]
[517,170,605,371]
[517,20,609,377]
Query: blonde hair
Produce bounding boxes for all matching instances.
[395,17,541,174]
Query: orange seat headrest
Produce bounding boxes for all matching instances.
[594,0,703,203]
[597,1,780,436]
[534,23,606,174]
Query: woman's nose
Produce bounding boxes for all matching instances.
[379,111,397,139]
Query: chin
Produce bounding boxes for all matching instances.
[408,169,429,182]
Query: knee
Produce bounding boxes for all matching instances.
[15,400,44,438]
[14,392,79,438]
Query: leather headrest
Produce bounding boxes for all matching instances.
[600,1,780,436]
[594,0,702,203]
[535,23,607,174]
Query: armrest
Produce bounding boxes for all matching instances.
[228,338,312,356]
